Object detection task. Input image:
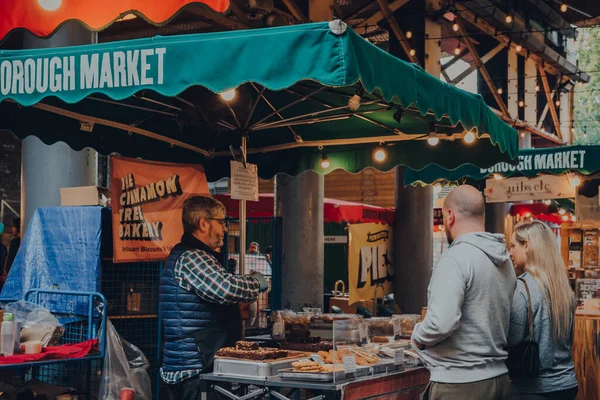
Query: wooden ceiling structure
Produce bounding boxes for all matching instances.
[2,0,599,146]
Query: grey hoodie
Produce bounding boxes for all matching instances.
[411,232,517,383]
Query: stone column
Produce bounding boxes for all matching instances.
[391,2,437,313]
[274,172,324,310]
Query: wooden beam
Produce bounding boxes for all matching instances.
[375,0,419,64]
[536,86,558,130]
[454,2,564,80]
[187,6,249,30]
[18,100,212,157]
[281,0,308,23]
[569,88,575,144]
[309,0,333,22]
[449,42,504,85]
[539,64,562,140]
[441,48,470,72]
[346,2,378,23]
[354,0,409,29]
[441,70,452,83]
[229,1,260,28]
[457,20,509,117]
[490,108,564,145]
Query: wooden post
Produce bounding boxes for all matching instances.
[309,0,333,22]
[538,64,563,140]
[449,43,504,85]
[507,47,519,118]
[457,20,510,117]
[281,0,308,22]
[375,0,420,64]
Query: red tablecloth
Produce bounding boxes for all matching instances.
[0,339,98,364]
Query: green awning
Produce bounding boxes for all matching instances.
[0,21,518,180]
[405,145,599,185]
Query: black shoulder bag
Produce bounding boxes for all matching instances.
[507,278,540,377]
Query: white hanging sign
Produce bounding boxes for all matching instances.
[484,175,576,203]
[230,161,259,202]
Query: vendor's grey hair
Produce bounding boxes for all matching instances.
[182,196,226,234]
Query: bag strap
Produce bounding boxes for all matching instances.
[518,277,535,342]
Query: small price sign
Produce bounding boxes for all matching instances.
[394,349,405,365]
[358,323,369,344]
[343,355,357,373]
[393,318,402,340]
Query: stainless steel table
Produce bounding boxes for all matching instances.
[199,367,428,400]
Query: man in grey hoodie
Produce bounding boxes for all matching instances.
[412,185,517,399]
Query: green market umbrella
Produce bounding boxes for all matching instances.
[0,21,518,181]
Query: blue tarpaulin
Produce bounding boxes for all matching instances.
[1,207,102,303]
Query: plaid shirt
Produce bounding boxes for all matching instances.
[161,248,262,384]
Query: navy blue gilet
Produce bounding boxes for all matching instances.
[159,233,241,372]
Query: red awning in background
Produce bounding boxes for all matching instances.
[0,0,229,40]
[510,203,565,225]
[214,194,395,225]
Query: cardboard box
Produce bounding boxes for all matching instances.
[60,186,110,207]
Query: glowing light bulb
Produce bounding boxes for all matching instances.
[427,132,439,146]
[520,132,526,138]
[452,23,459,32]
[571,215,577,222]
[571,176,581,187]
[525,212,531,218]
[321,159,330,169]
[220,89,236,101]
[463,131,476,144]
[560,3,568,13]
[374,148,387,162]
[497,88,503,94]
[348,94,361,111]
[562,215,569,222]
[543,200,551,205]
[535,85,540,92]
[38,0,61,11]
[559,208,566,215]
[506,15,513,24]
[494,174,503,180]
[406,31,413,39]
[518,100,524,107]
[454,47,461,56]
[516,44,522,52]
[409,49,416,57]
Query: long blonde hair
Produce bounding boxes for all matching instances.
[514,220,575,342]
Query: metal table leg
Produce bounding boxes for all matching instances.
[213,385,268,400]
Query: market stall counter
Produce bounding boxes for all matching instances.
[201,313,429,399]
[200,367,429,400]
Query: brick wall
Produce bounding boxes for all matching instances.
[0,131,21,231]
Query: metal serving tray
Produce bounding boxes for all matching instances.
[213,357,303,379]
[279,366,369,382]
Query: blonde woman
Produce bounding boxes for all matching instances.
[508,220,578,399]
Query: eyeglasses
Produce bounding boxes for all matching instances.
[207,217,227,227]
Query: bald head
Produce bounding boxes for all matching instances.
[442,185,485,244]
[444,185,485,221]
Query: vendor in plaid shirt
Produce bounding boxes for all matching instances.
[159,196,269,400]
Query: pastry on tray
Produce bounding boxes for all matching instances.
[316,348,380,366]
[215,347,289,360]
[235,340,259,350]
[290,361,343,373]
[371,336,390,344]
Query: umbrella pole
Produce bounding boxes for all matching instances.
[240,136,247,338]
[239,135,247,276]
